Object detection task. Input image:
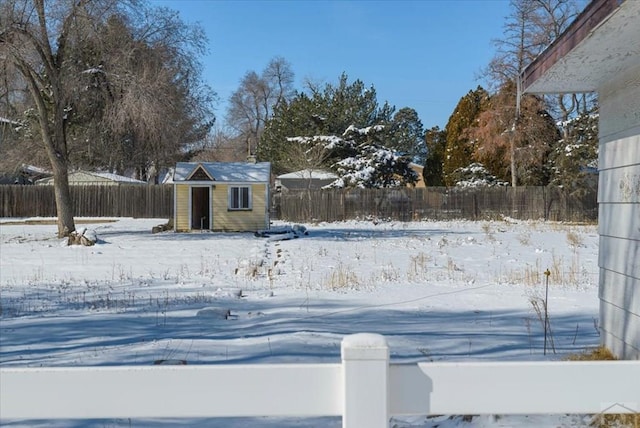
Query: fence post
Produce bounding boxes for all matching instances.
[341,333,389,428]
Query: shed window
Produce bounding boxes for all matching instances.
[229,186,251,210]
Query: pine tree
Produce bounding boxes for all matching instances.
[387,107,426,164]
[549,111,599,195]
[443,87,490,186]
[423,126,447,186]
[259,73,395,175]
[257,94,321,175]
[331,125,417,188]
[287,125,418,189]
[451,163,508,187]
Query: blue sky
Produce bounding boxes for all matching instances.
[152,0,512,129]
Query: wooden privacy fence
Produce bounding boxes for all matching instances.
[1,334,638,427]
[1,185,597,223]
[274,186,598,223]
[0,185,173,218]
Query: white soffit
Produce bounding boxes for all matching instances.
[524,0,640,94]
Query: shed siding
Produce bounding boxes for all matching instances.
[212,184,268,231]
[175,185,190,232]
[211,185,227,230]
[597,63,640,359]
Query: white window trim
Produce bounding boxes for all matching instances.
[228,186,252,211]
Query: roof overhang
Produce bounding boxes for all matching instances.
[173,162,271,183]
[522,0,640,94]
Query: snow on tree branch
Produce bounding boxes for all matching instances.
[287,125,417,189]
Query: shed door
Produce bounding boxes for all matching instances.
[191,187,210,230]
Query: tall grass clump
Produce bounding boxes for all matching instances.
[566,229,584,248]
[408,252,431,281]
[325,262,360,290]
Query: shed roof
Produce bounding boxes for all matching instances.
[174,162,271,183]
[522,0,640,94]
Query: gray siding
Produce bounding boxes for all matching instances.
[597,62,640,359]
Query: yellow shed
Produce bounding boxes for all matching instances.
[173,162,271,232]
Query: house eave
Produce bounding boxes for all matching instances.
[522,0,640,94]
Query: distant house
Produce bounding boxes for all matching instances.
[36,171,146,186]
[0,174,30,185]
[21,165,52,183]
[522,0,640,359]
[275,169,338,191]
[276,164,425,191]
[172,162,271,232]
[0,165,51,185]
[409,163,426,188]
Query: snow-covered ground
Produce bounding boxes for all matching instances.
[0,217,602,427]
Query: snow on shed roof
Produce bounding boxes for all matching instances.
[174,162,271,183]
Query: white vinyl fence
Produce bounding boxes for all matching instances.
[1,333,638,427]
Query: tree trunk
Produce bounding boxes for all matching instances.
[23,74,77,237]
[51,160,76,238]
[50,86,76,237]
[510,137,517,188]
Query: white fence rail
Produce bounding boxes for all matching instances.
[1,333,639,427]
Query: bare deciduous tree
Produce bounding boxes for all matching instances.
[486,0,583,87]
[190,124,247,163]
[226,56,294,157]
[69,7,215,181]
[480,0,584,186]
[1,0,214,235]
[0,0,102,236]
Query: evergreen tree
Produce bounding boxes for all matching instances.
[451,163,508,187]
[423,126,447,186]
[310,73,393,135]
[287,124,418,189]
[259,73,395,175]
[257,94,320,175]
[549,110,599,195]
[470,80,559,186]
[443,86,490,186]
[387,107,426,164]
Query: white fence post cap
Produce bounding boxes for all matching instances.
[341,333,389,360]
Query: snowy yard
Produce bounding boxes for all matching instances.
[0,217,602,427]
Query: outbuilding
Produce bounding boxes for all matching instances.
[36,170,145,186]
[522,0,640,359]
[172,162,271,232]
[275,169,338,191]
